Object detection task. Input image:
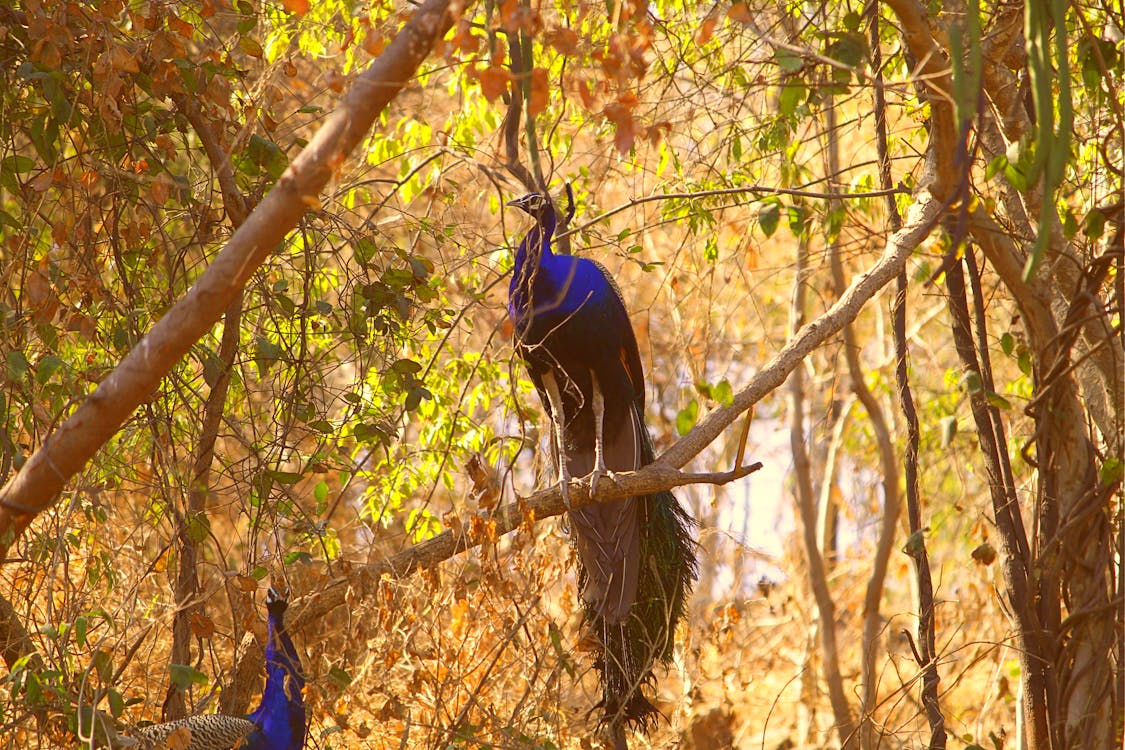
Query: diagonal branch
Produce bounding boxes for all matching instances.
[656,191,944,472]
[0,0,468,563]
[290,459,761,630]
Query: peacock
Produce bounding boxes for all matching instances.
[507,189,697,748]
[126,586,306,750]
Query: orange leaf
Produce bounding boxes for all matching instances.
[25,269,52,309]
[189,613,215,639]
[279,0,310,16]
[149,179,170,205]
[233,574,259,592]
[696,15,718,45]
[449,19,478,54]
[108,44,140,73]
[574,78,598,111]
[363,29,386,56]
[450,598,469,639]
[528,68,549,116]
[476,65,512,102]
[168,14,194,38]
[727,2,753,23]
[545,26,578,55]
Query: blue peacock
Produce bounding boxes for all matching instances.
[128,586,306,750]
[507,189,697,749]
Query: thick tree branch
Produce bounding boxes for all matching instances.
[289,459,760,630]
[0,0,467,561]
[880,0,959,198]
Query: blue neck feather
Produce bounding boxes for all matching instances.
[246,596,306,750]
[510,197,562,317]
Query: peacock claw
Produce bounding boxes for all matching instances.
[588,468,614,500]
[558,466,573,510]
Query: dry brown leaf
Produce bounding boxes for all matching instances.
[528,67,549,116]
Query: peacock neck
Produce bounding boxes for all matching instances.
[511,203,559,309]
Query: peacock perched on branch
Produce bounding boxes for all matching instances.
[126,586,306,750]
[507,189,697,748]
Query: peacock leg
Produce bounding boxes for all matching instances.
[589,370,608,498]
[541,371,572,508]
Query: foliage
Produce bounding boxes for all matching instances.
[0,0,1120,747]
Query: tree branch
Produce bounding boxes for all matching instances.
[289,459,760,630]
[656,191,944,472]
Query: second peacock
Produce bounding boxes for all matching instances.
[507,189,697,748]
[129,586,306,750]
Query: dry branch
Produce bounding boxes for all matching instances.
[656,191,944,473]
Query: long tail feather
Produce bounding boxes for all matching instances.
[580,406,697,732]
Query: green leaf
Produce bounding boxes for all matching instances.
[239,36,264,59]
[266,470,304,485]
[1083,208,1105,240]
[902,529,926,556]
[758,202,780,238]
[985,390,1011,409]
[786,205,807,237]
[675,399,699,436]
[93,649,113,682]
[984,153,1007,180]
[392,358,423,375]
[713,379,733,407]
[1000,332,1014,356]
[940,415,957,447]
[328,666,353,689]
[2,155,36,174]
[185,512,211,544]
[6,351,30,380]
[74,616,88,648]
[778,80,805,117]
[314,480,329,505]
[35,354,64,384]
[775,47,803,72]
[1100,457,1123,486]
[354,237,378,265]
[107,688,125,718]
[960,370,983,394]
[168,664,209,690]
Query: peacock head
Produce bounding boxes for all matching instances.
[506,192,553,221]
